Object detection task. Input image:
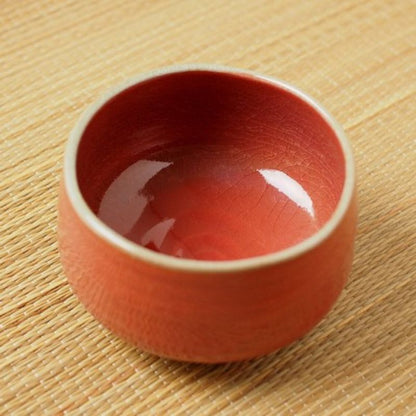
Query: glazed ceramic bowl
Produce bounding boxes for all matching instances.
[58,65,356,363]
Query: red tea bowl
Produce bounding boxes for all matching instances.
[58,65,357,363]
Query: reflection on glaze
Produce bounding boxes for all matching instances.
[98,160,172,235]
[258,169,315,217]
[141,218,176,250]
[97,154,319,260]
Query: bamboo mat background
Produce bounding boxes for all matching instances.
[1,0,416,414]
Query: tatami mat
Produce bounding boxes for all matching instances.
[1,0,415,414]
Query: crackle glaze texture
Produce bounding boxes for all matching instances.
[58,70,356,362]
[59,189,356,362]
[76,71,346,261]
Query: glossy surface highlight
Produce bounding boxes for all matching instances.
[76,70,345,260]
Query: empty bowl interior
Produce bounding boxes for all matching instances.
[76,71,346,261]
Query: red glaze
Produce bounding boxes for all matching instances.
[77,71,345,260]
[59,68,357,362]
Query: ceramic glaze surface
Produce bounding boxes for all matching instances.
[59,186,357,362]
[59,67,356,362]
[76,71,345,260]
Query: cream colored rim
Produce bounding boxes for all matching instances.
[64,64,355,273]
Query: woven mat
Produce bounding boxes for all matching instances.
[1,0,415,414]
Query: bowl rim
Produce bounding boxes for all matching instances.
[64,64,355,273]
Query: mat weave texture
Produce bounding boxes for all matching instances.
[1,0,415,414]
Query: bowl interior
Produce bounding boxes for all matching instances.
[76,71,345,261]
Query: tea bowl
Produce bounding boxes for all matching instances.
[58,64,357,363]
